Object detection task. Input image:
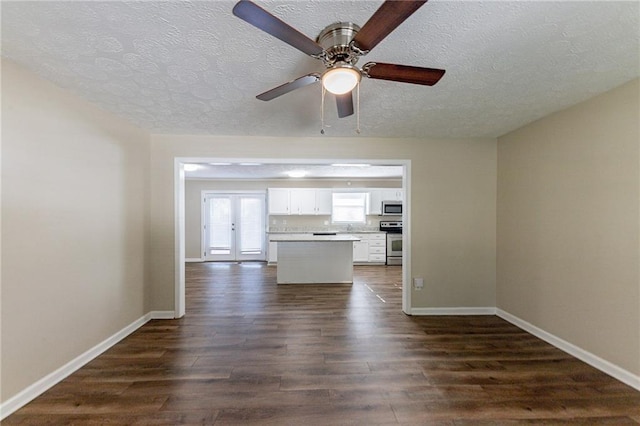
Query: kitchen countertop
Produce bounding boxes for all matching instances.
[267,229,385,234]
[269,234,361,242]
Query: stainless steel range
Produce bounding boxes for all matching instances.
[379,221,402,265]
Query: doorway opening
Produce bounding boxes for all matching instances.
[174,157,412,318]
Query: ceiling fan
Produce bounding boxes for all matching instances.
[232,0,446,119]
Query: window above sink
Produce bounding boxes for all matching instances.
[332,192,367,224]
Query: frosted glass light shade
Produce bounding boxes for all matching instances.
[322,66,361,95]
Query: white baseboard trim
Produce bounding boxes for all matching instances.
[185,257,204,263]
[149,310,177,319]
[410,307,497,316]
[0,310,176,420]
[496,308,640,391]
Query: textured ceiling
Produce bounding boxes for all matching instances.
[2,1,639,139]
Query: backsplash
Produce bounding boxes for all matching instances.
[268,215,385,233]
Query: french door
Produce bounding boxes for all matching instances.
[203,192,266,261]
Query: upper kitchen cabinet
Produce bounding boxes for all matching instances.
[268,188,290,215]
[367,188,403,215]
[269,188,333,215]
[290,189,332,215]
[314,189,333,215]
[289,189,315,215]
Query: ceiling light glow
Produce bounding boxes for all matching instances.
[286,170,308,178]
[322,65,361,95]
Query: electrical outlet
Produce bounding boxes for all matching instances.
[413,278,424,290]
[282,219,287,225]
[324,220,329,225]
[272,219,277,225]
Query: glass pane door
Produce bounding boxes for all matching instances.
[204,193,266,261]
[206,196,233,259]
[238,197,264,257]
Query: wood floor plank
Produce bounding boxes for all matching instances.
[4,263,640,425]
[3,411,220,425]
[212,403,398,426]
[159,389,332,411]
[452,417,639,425]
[16,394,168,415]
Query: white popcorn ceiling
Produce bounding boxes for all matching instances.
[2,1,639,139]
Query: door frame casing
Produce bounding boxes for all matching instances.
[174,157,411,318]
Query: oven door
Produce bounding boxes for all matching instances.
[386,233,403,265]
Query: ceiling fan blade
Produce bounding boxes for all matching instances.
[336,92,354,118]
[352,0,427,53]
[363,62,445,86]
[256,74,320,101]
[233,0,324,57]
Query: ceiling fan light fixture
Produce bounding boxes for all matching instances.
[322,65,361,95]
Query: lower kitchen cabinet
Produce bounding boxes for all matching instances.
[367,233,387,264]
[352,233,386,264]
[352,240,369,262]
[369,246,386,263]
[271,233,386,265]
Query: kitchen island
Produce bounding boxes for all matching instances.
[269,234,360,284]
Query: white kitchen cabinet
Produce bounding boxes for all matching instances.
[380,189,403,202]
[268,241,278,263]
[315,189,333,215]
[288,188,333,215]
[352,234,368,262]
[367,189,402,215]
[290,189,316,215]
[352,238,369,263]
[369,233,386,244]
[268,188,290,215]
[369,254,386,263]
[269,187,401,216]
[351,233,386,264]
[367,233,387,264]
[367,190,383,215]
[271,232,385,265]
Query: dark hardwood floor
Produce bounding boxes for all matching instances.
[5,262,640,424]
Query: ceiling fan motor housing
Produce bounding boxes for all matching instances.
[316,22,361,67]
[232,0,445,119]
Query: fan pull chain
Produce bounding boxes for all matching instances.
[320,85,326,135]
[356,81,361,134]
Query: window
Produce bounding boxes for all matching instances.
[332,192,367,223]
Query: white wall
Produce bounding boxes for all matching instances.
[149,135,497,311]
[497,78,640,376]
[1,60,151,402]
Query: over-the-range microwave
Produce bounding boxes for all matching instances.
[381,201,402,216]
